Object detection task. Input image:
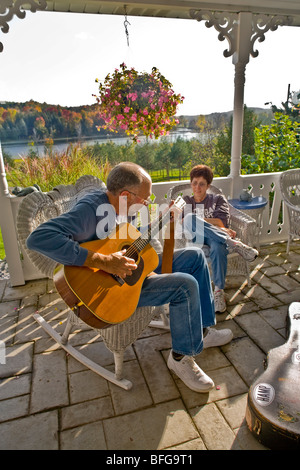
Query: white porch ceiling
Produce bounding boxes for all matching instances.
[28,1,300,25]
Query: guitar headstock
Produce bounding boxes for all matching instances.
[172,196,186,213]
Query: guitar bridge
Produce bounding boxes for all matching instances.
[111,274,125,285]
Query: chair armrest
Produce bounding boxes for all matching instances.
[167,183,191,203]
[229,204,257,246]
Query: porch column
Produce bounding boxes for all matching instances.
[0,142,25,285]
[190,10,293,195]
[230,12,252,180]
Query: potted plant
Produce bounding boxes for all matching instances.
[94,63,184,143]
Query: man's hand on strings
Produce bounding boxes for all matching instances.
[84,249,137,278]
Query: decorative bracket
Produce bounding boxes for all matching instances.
[0,0,47,53]
[190,10,293,60]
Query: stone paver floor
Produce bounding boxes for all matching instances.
[0,241,299,450]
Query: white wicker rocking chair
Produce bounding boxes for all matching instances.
[16,175,169,390]
[167,183,257,286]
[280,169,300,254]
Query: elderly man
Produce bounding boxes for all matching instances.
[27,162,233,393]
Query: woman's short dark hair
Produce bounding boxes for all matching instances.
[190,165,214,185]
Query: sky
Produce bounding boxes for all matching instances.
[0,10,299,116]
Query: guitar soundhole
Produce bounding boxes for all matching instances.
[123,245,139,263]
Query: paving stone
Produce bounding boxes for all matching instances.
[190,402,239,450]
[167,437,206,450]
[0,311,17,346]
[242,284,283,308]
[260,265,287,276]
[234,312,285,353]
[0,299,20,317]
[251,272,286,294]
[38,291,61,307]
[61,396,114,430]
[134,334,177,404]
[170,365,248,409]
[271,273,300,291]
[276,287,300,304]
[222,337,265,386]
[225,287,248,305]
[0,410,59,450]
[0,242,298,450]
[265,254,286,266]
[60,420,107,450]
[290,271,300,282]
[108,360,153,414]
[3,280,47,301]
[216,393,248,429]
[259,305,288,330]
[0,280,6,301]
[69,369,109,404]
[0,394,29,422]
[213,318,245,340]
[0,343,33,378]
[67,340,128,374]
[197,345,231,371]
[0,374,31,400]
[103,399,199,450]
[30,350,68,413]
[227,300,259,318]
[14,304,42,344]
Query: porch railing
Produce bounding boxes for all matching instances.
[0,171,290,286]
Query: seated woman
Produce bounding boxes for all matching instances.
[179,164,258,313]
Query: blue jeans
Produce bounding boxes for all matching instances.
[183,213,229,290]
[137,247,215,356]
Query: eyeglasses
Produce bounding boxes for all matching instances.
[124,190,153,206]
[191,182,207,188]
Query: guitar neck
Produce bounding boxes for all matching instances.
[126,202,179,257]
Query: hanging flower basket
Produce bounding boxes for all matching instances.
[94,63,184,143]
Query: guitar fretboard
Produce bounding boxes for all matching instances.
[125,206,172,258]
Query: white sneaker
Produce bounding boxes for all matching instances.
[214,289,226,313]
[203,327,233,349]
[227,238,258,262]
[167,352,214,393]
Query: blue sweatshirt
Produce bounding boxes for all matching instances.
[26,190,117,266]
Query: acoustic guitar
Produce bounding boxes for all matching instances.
[53,196,185,329]
[246,302,300,449]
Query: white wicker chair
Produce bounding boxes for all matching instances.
[167,183,257,286]
[280,169,300,254]
[16,175,169,390]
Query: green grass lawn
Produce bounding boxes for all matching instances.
[149,169,189,182]
[0,229,5,260]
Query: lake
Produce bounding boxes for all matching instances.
[2,129,203,158]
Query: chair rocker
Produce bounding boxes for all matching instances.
[16,175,170,390]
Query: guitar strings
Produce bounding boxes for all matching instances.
[124,209,170,258]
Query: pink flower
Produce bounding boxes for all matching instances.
[142,108,149,116]
[116,114,124,120]
[124,106,130,113]
[128,92,138,101]
[114,101,120,106]
[131,113,137,121]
